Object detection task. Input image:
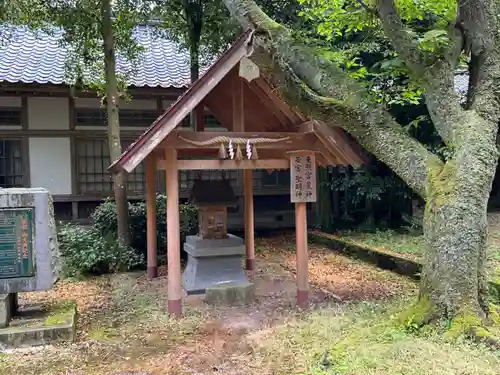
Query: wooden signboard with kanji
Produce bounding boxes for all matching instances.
[290,153,317,203]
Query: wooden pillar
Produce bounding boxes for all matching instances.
[243,169,255,270]
[195,105,205,131]
[295,201,308,308]
[232,75,244,131]
[146,154,157,279]
[165,148,182,317]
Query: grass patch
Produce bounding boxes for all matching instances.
[43,300,76,326]
[335,213,500,281]
[338,230,424,259]
[254,299,500,375]
[87,326,121,343]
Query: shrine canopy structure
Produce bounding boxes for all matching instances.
[109,31,364,317]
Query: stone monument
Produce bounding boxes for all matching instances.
[182,179,251,296]
[0,188,60,297]
[0,188,74,348]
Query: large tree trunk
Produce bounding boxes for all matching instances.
[101,0,130,246]
[416,111,498,326]
[184,0,202,81]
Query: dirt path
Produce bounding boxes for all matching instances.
[0,237,415,375]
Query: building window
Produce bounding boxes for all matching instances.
[120,110,159,127]
[75,108,159,127]
[76,138,145,195]
[261,170,290,187]
[0,139,23,188]
[178,113,222,129]
[179,169,238,191]
[0,108,22,126]
[204,114,221,128]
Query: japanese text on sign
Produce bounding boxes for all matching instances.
[0,208,34,279]
[290,153,317,203]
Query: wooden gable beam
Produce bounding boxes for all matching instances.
[313,121,365,167]
[245,80,293,130]
[233,73,244,132]
[297,121,316,134]
[313,138,342,165]
[252,78,304,123]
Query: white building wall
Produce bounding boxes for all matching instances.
[29,137,72,195]
[28,97,69,130]
[0,97,21,107]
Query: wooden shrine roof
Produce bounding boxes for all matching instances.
[109,30,365,174]
[188,179,237,207]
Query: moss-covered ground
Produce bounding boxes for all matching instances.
[0,237,497,374]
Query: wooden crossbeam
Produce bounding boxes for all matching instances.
[157,158,289,170]
[161,131,317,150]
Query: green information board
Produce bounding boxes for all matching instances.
[0,208,34,279]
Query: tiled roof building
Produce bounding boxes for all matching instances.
[0,25,195,88]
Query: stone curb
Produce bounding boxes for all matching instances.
[0,302,77,349]
[308,232,500,303]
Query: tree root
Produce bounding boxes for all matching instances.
[469,328,500,349]
[397,296,434,328]
[398,300,500,350]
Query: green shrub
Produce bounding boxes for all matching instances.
[90,195,198,261]
[57,196,198,278]
[58,224,143,279]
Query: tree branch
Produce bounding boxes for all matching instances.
[376,0,466,146]
[458,0,500,125]
[356,0,375,13]
[423,60,466,145]
[223,0,440,198]
[274,48,437,199]
[375,0,425,75]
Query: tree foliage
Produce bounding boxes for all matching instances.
[155,0,302,77]
[44,0,152,96]
[154,0,237,69]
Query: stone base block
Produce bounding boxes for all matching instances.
[0,301,77,349]
[0,293,18,328]
[205,282,256,306]
[182,234,249,295]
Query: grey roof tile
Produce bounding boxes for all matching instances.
[0,25,194,88]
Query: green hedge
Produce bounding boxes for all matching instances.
[58,225,143,278]
[58,195,198,278]
[90,195,198,256]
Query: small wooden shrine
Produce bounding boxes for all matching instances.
[109,30,364,316]
[188,178,237,240]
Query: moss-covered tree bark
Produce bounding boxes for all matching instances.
[222,0,500,337]
[421,111,498,326]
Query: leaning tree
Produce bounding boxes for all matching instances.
[223,0,500,338]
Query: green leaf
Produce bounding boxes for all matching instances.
[422,29,448,40]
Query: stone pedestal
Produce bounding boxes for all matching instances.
[182,234,249,295]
